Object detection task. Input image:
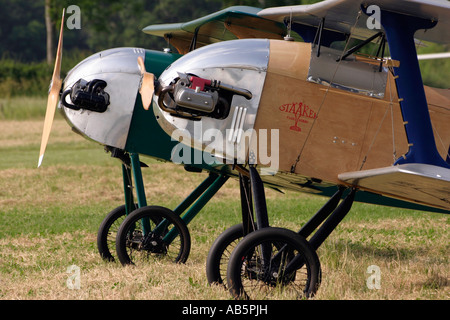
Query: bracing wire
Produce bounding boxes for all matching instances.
[291,10,363,172]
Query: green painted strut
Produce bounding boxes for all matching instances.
[130,153,150,234]
[173,173,220,216]
[161,173,229,244]
[180,174,229,225]
[121,164,134,215]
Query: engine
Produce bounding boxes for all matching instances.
[157,72,252,120]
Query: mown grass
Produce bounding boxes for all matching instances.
[0,100,448,300]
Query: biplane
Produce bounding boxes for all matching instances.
[40,0,450,299]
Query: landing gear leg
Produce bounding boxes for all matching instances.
[116,205,191,265]
[227,227,321,300]
[97,152,140,262]
[225,166,356,299]
[98,147,228,264]
[206,173,256,286]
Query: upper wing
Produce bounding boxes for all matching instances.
[258,0,450,44]
[143,1,450,53]
[142,6,291,54]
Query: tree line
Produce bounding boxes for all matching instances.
[2,0,316,63]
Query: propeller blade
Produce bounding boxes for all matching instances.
[38,9,65,168]
[137,56,155,110]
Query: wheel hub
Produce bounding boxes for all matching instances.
[141,233,168,254]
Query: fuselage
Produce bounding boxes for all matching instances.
[59,40,450,212]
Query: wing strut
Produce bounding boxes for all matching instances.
[312,17,325,57]
[363,6,449,169]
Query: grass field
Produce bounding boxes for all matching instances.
[0,97,448,300]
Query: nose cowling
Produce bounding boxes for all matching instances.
[60,48,147,149]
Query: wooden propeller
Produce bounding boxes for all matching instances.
[38,9,65,167]
[137,56,155,110]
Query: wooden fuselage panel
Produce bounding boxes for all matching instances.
[254,40,449,185]
[425,86,450,163]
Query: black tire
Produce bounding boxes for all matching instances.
[206,224,249,287]
[227,227,321,300]
[116,205,191,265]
[97,204,134,262]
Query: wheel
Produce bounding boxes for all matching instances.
[116,206,191,265]
[97,204,137,262]
[97,203,162,262]
[227,227,321,300]
[206,223,257,288]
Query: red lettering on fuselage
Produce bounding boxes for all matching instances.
[278,102,316,132]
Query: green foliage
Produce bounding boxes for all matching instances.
[418,43,450,89]
[0,0,47,61]
[0,59,50,97]
[0,50,92,97]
